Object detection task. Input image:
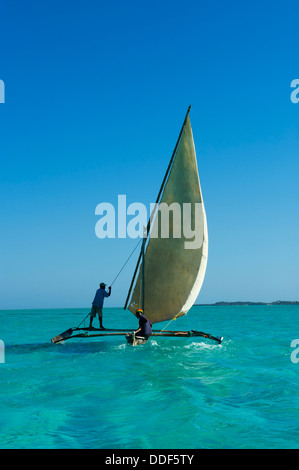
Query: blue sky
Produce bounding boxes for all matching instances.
[0,0,298,309]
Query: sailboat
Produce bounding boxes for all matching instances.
[51,106,223,346]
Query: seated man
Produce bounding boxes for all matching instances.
[135,308,152,339]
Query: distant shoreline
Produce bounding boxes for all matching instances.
[195,301,299,306]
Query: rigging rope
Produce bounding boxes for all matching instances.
[109,238,142,287]
[74,238,142,329]
[159,312,181,333]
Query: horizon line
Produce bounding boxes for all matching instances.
[1,300,299,311]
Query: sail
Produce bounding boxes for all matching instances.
[127,113,208,324]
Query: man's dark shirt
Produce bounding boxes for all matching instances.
[138,313,152,336]
[92,288,109,308]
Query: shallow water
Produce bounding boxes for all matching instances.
[0,305,298,448]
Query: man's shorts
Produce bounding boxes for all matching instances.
[90,305,103,318]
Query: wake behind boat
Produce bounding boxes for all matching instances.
[51,106,223,346]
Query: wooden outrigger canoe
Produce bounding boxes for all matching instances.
[51,326,223,345]
[51,107,223,347]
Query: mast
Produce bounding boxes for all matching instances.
[124,105,192,310]
[141,230,146,312]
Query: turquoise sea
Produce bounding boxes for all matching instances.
[0,305,298,449]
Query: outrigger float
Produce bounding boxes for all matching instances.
[51,106,223,346]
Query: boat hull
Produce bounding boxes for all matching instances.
[126,333,149,346]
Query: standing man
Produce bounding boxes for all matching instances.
[89,283,111,329]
